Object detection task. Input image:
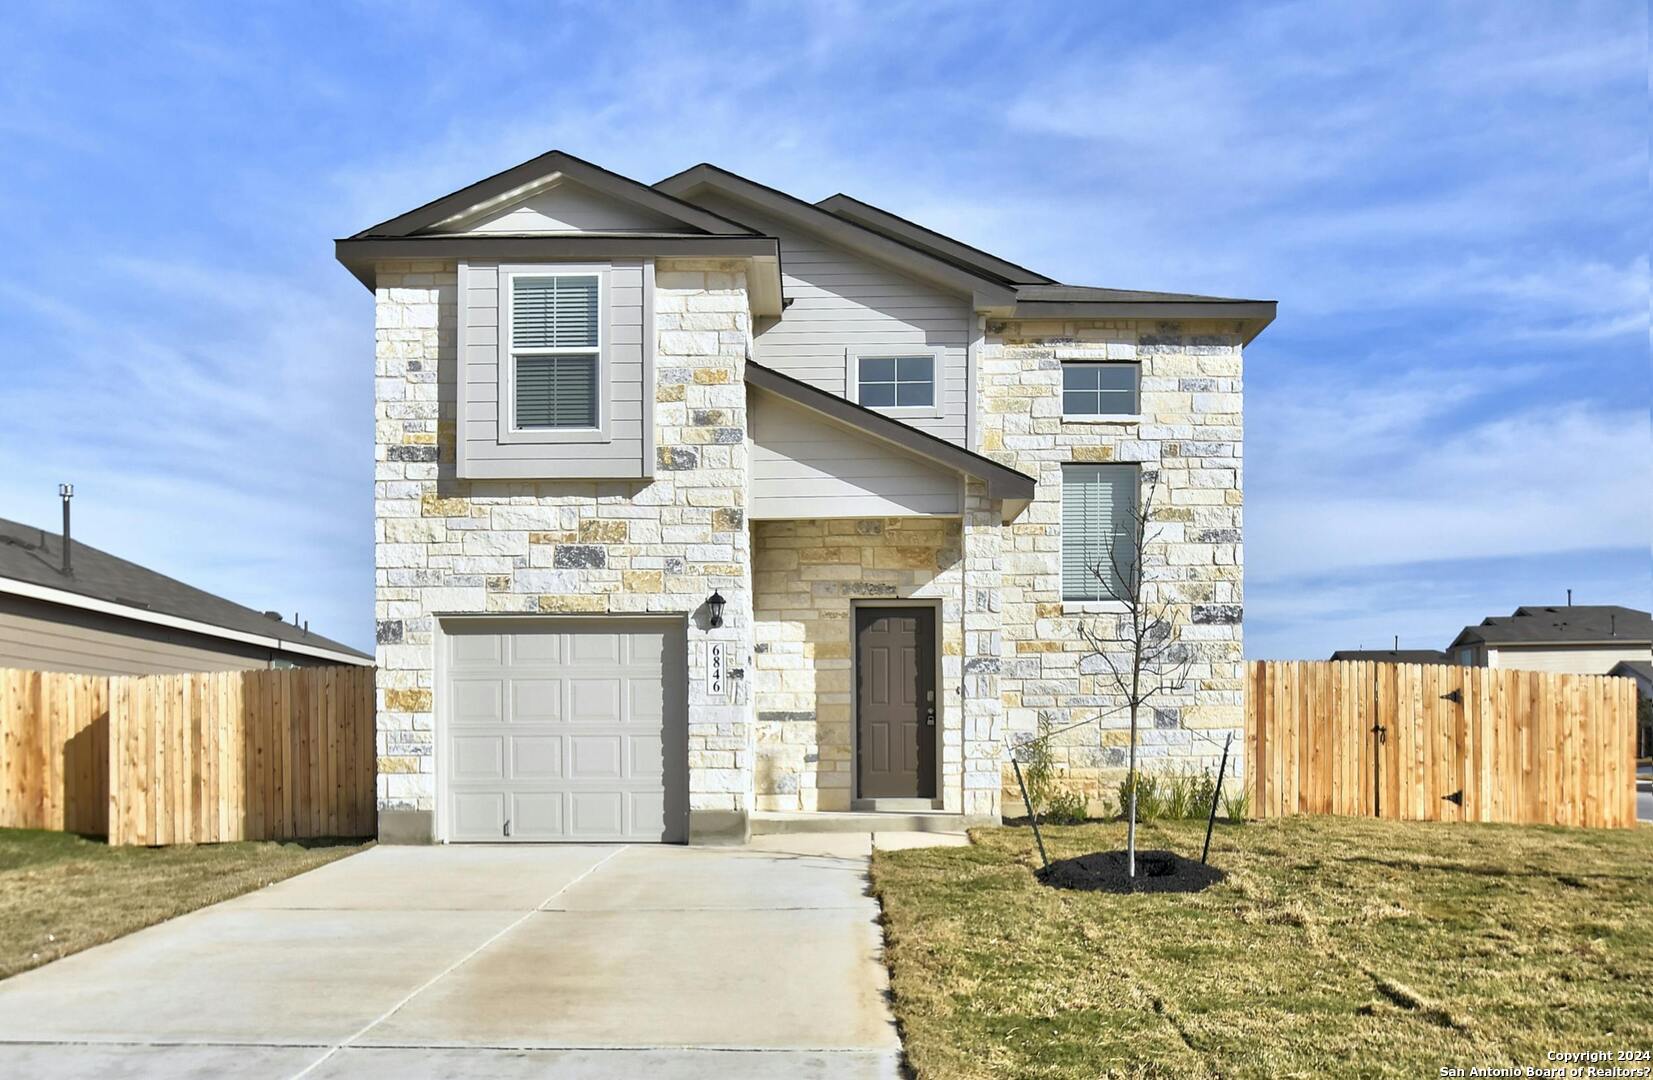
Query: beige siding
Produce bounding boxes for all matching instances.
[749,391,961,519]
[459,259,650,478]
[689,193,970,444]
[1485,644,1650,675]
[0,595,314,675]
[450,179,684,234]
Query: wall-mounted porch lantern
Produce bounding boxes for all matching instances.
[706,590,726,629]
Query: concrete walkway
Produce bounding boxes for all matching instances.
[0,833,956,1078]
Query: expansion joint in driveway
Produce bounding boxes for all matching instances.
[288,845,629,1079]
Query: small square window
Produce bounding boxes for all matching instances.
[855,351,937,412]
[1062,362,1140,417]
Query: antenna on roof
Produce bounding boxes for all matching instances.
[57,483,74,576]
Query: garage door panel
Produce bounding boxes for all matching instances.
[452,735,506,781]
[570,791,625,837]
[569,735,623,779]
[450,634,502,668]
[629,734,665,778]
[451,792,507,840]
[511,736,563,780]
[511,632,562,664]
[569,679,622,723]
[631,791,665,836]
[511,679,562,723]
[451,680,504,725]
[568,633,623,664]
[443,620,683,843]
[628,680,665,723]
[510,793,564,838]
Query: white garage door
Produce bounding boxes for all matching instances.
[441,619,686,842]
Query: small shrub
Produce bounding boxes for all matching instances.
[1188,767,1217,817]
[1043,787,1089,825]
[1221,784,1252,823]
[1118,773,1164,823]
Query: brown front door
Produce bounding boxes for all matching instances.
[855,606,936,798]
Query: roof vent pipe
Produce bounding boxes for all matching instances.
[57,483,73,575]
[1566,588,1572,607]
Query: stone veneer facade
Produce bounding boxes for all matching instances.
[372,258,758,840]
[371,252,1243,836]
[979,319,1245,811]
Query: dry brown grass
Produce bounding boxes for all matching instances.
[0,828,366,979]
[871,816,1653,1079]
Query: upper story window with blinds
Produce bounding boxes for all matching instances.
[1061,463,1139,601]
[1062,362,1140,420]
[509,273,601,430]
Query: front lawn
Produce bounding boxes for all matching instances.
[872,816,1653,1078]
[0,828,367,979]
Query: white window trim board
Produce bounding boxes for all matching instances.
[845,344,946,419]
[497,262,613,445]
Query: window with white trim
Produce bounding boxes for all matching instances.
[1061,463,1139,601]
[1062,362,1139,418]
[510,273,600,429]
[849,347,940,413]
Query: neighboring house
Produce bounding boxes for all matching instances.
[1329,649,1450,664]
[0,515,370,674]
[338,150,1272,844]
[1608,659,1652,699]
[1448,605,1652,674]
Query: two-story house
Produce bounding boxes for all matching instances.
[337,151,1273,844]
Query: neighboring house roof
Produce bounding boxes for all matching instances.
[1609,660,1652,683]
[0,516,371,666]
[744,361,1036,513]
[1449,605,1653,649]
[1329,649,1452,664]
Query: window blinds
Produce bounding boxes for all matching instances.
[511,274,599,429]
[1061,464,1138,600]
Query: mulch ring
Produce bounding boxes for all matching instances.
[1035,849,1225,894]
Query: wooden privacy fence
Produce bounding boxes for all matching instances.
[0,666,376,845]
[1246,661,1638,829]
[1,669,109,835]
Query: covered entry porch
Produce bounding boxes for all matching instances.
[743,363,1035,825]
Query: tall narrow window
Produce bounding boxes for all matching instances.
[1062,363,1139,418]
[511,274,599,429]
[1061,464,1139,601]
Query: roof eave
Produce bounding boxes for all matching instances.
[655,165,1020,308]
[1005,299,1278,344]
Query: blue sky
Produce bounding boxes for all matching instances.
[1,1,1647,657]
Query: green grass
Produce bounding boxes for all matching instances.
[871,816,1653,1079]
[0,828,367,979]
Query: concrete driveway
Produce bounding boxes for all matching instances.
[0,837,914,1078]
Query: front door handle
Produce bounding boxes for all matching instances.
[925,707,936,726]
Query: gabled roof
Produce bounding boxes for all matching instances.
[655,163,1020,306]
[744,362,1036,512]
[0,516,371,665]
[1329,649,1452,664]
[350,150,762,239]
[1609,659,1652,683]
[815,193,1056,285]
[1450,605,1653,648]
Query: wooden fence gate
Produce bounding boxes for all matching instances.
[0,666,376,845]
[1246,661,1638,828]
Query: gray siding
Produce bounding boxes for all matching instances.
[0,595,331,675]
[689,194,971,444]
[458,259,652,479]
[749,391,961,519]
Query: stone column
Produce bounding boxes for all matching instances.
[960,478,1006,821]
